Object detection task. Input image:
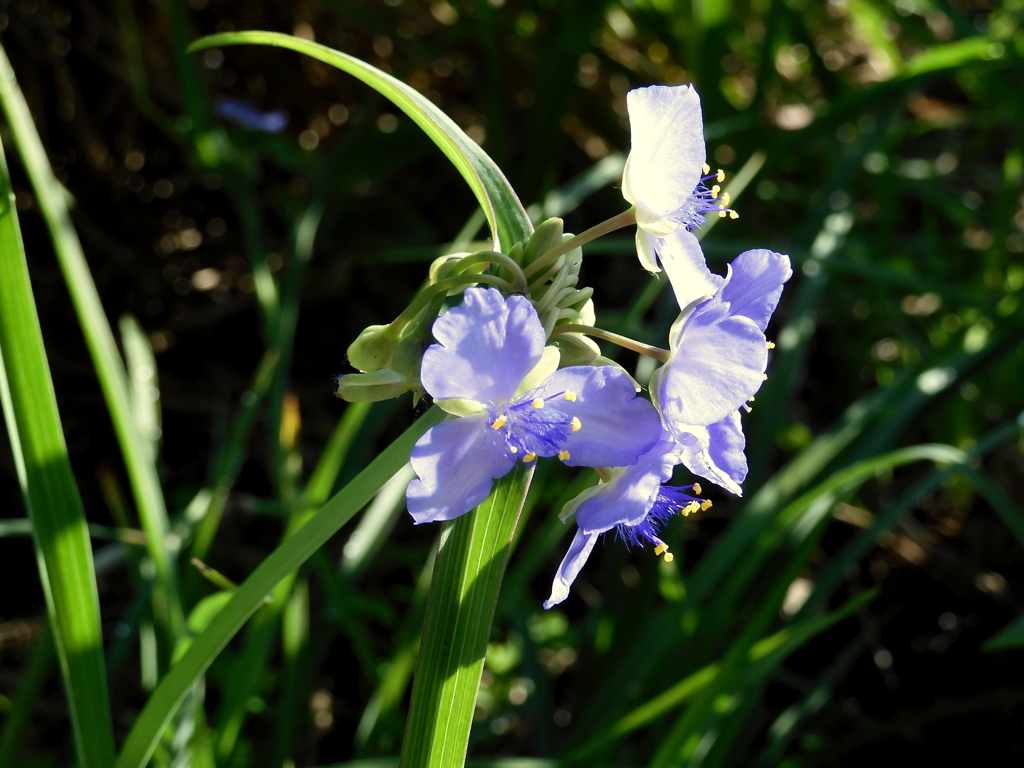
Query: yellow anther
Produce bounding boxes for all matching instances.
[510,446,518,454]
[571,416,582,431]
[711,184,721,198]
[701,499,713,512]
[766,341,776,349]
[721,192,731,207]
[683,501,701,516]
[664,552,675,563]
[491,415,507,430]
[748,396,755,402]
[719,210,728,218]
[702,162,711,175]
[532,398,545,409]
[717,169,726,183]
[692,483,702,495]
[653,543,669,556]
[558,450,571,461]
[729,210,739,220]
[763,373,769,381]
[563,391,577,402]
[523,451,537,462]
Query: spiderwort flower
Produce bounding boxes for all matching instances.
[544,436,709,608]
[652,242,793,494]
[407,287,662,524]
[621,84,736,277]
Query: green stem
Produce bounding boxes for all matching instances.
[523,208,636,280]
[400,463,534,767]
[552,323,670,362]
[451,250,529,293]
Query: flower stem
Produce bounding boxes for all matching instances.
[523,208,636,280]
[450,250,528,294]
[552,323,670,362]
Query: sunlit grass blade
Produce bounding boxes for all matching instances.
[187,31,533,252]
[0,127,116,768]
[0,44,185,641]
[115,406,445,768]
[400,463,535,767]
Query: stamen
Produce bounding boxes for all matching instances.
[563,391,577,402]
[742,403,753,413]
[558,450,571,461]
[491,415,507,429]
[682,501,701,516]
[664,553,675,563]
[729,211,739,219]
[532,398,545,409]
[653,543,668,556]
[720,192,731,207]
[571,416,582,431]
[763,374,769,381]
[702,162,711,175]
[748,396,755,402]
[692,483,702,495]
[522,451,537,462]
[766,341,776,349]
[711,184,721,198]
[509,446,518,454]
[716,169,725,183]
[701,500,713,512]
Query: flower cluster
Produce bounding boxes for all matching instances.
[336,83,792,609]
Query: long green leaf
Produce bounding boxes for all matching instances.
[0,44,185,639]
[0,119,117,768]
[115,406,445,768]
[187,31,533,252]
[400,463,535,767]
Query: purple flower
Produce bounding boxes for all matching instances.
[407,288,662,524]
[544,436,708,609]
[543,248,790,608]
[652,242,793,495]
[214,96,289,134]
[621,85,734,276]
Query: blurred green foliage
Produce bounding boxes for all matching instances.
[1,0,1023,766]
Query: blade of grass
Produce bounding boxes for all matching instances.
[0,44,185,641]
[0,123,117,768]
[400,463,535,768]
[115,406,445,768]
[187,31,533,252]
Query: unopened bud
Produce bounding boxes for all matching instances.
[521,218,564,268]
[335,369,418,402]
[347,324,399,372]
[552,333,600,366]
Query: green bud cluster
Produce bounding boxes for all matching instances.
[337,216,624,404]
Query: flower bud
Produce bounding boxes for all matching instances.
[552,333,600,367]
[347,324,399,372]
[521,218,564,268]
[335,369,418,402]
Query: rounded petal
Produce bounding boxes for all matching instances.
[543,528,600,609]
[530,366,662,468]
[658,229,724,311]
[575,439,680,534]
[675,412,747,496]
[719,250,792,332]
[659,307,767,427]
[406,415,516,524]
[622,85,706,225]
[421,288,544,405]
